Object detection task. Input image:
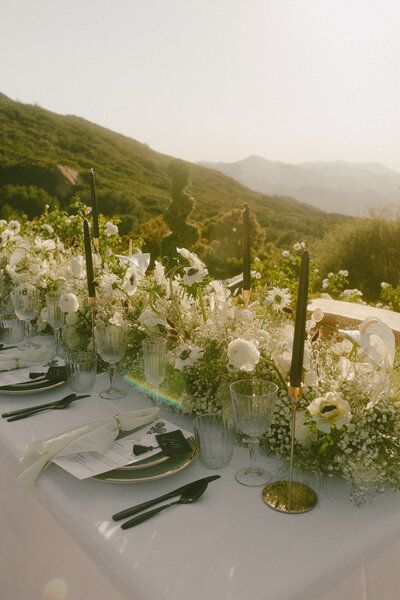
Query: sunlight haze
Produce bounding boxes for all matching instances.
[1,0,400,171]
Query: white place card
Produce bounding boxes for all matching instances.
[52,418,192,480]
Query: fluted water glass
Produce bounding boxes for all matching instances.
[230,379,278,486]
[10,288,41,350]
[95,323,128,400]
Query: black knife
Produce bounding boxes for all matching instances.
[112,475,221,521]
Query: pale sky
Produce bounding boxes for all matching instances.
[1,0,400,171]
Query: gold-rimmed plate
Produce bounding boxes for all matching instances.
[119,450,170,471]
[0,379,66,395]
[92,438,196,483]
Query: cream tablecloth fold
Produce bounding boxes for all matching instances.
[17,406,159,489]
[0,345,55,371]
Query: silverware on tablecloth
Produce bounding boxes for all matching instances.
[0,345,18,352]
[120,479,211,529]
[2,393,90,421]
[113,475,221,522]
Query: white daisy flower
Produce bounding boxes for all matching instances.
[266,287,291,311]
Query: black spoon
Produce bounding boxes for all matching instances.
[121,479,209,529]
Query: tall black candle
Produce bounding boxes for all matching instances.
[289,250,309,388]
[242,204,251,291]
[83,219,95,299]
[90,169,100,240]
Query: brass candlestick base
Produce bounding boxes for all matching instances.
[242,289,251,307]
[262,383,318,514]
[262,481,317,514]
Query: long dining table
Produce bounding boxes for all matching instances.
[1,371,400,600]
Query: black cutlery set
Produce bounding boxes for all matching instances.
[1,393,90,421]
[112,475,221,529]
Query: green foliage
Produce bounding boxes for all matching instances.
[161,160,199,267]
[0,185,58,219]
[314,217,400,300]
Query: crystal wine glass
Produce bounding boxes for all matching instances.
[95,323,128,400]
[10,288,41,350]
[46,292,65,357]
[142,337,167,403]
[230,379,278,486]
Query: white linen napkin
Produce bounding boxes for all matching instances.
[0,346,55,372]
[17,406,159,489]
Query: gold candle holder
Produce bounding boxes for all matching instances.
[262,384,318,513]
[88,296,97,353]
[242,289,251,307]
[93,237,100,254]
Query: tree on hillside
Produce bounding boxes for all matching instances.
[198,208,266,279]
[0,185,58,219]
[160,160,199,268]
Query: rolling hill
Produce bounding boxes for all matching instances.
[0,93,345,244]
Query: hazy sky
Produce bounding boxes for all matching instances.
[2,0,400,170]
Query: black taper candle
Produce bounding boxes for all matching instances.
[90,169,100,239]
[289,249,310,388]
[83,219,95,299]
[242,203,251,291]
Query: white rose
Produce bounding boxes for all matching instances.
[104,222,118,236]
[308,391,352,433]
[69,255,84,277]
[59,292,79,314]
[227,338,260,372]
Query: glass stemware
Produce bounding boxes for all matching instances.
[46,292,65,357]
[95,323,128,400]
[142,337,167,403]
[230,379,278,486]
[10,288,41,350]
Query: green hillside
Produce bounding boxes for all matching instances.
[0,93,345,246]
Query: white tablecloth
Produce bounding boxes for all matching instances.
[1,373,400,600]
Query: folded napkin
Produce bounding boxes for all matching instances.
[17,406,159,489]
[0,346,55,372]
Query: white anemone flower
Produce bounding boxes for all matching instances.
[308,391,352,433]
[138,308,167,328]
[340,316,395,367]
[174,345,203,370]
[176,247,205,269]
[266,287,291,311]
[109,311,126,327]
[59,292,79,314]
[104,221,118,236]
[183,266,208,285]
[227,338,260,372]
[7,220,21,234]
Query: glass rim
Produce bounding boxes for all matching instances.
[193,413,234,430]
[142,336,167,347]
[229,378,278,396]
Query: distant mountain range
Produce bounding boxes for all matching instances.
[201,156,400,216]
